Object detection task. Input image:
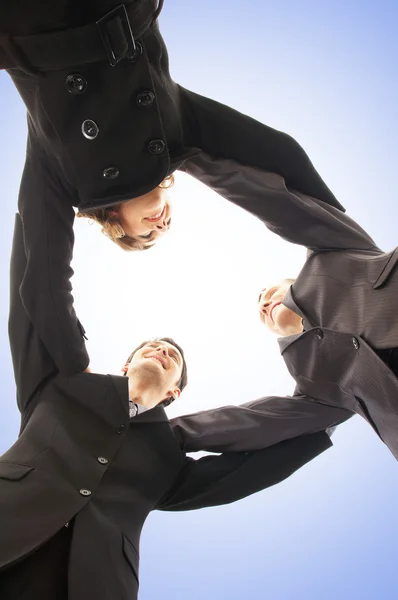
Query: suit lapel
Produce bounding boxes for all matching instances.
[278,332,303,354]
[283,286,314,331]
[107,375,130,418]
[132,405,169,424]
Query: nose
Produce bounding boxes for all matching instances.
[156,345,169,357]
[156,219,171,233]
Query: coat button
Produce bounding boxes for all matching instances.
[136,91,155,108]
[79,488,92,496]
[126,42,143,63]
[66,73,87,94]
[116,424,126,434]
[148,139,166,155]
[316,329,324,339]
[352,337,360,350]
[102,166,120,180]
[82,120,99,140]
[97,456,109,465]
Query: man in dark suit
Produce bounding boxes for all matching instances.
[0,0,343,377]
[0,214,333,600]
[171,155,398,460]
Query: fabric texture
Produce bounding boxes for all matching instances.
[0,523,73,600]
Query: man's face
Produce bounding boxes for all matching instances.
[258,279,301,336]
[124,341,183,404]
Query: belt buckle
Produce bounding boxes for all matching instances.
[96,4,136,67]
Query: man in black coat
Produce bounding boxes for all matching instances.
[171,156,398,460]
[0,0,344,376]
[0,214,332,600]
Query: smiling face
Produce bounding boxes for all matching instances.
[77,176,175,251]
[116,185,172,248]
[258,279,303,336]
[122,340,184,407]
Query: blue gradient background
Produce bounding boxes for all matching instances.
[0,1,397,599]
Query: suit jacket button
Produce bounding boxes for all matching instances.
[316,328,324,339]
[66,73,87,94]
[352,337,360,350]
[79,488,92,496]
[137,91,155,107]
[103,166,120,180]
[97,456,109,465]
[126,42,143,63]
[116,424,126,434]
[82,120,99,140]
[148,139,166,155]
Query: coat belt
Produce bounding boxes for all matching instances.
[0,1,163,73]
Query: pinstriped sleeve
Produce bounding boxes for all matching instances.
[184,154,380,252]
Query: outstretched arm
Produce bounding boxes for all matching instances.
[180,87,342,211]
[157,431,331,511]
[184,153,380,253]
[171,394,351,454]
[17,150,89,376]
[9,214,57,411]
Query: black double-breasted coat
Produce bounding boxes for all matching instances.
[0,0,344,375]
[0,214,332,599]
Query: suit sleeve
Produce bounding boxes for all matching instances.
[9,214,58,412]
[170,395,352,453]
[157,431,331,511]
[17,151,89,376]
[183,152,380,253]
[180,87,342,211]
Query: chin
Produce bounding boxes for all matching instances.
[139,362,162,379]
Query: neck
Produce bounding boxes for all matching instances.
[127,379,163,409]
[279,308,304,336]
[288,316,304,335]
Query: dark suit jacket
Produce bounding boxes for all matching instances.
[172,154,398,460]
[1,214,332,600]
[1,0,342,375]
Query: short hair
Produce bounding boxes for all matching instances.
[125,337,188,407]
[77,175,175,251]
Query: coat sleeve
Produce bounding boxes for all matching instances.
[183,152,380,253]
[157,431,331,511]
[17,151,89,376]
[170,395,352,453]
[180,87,343,211]
[9,213,58,412]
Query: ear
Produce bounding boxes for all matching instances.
[168,387,181,401]
[121,363,129,374]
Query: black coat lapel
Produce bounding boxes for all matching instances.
[107,375,130,418]
[132,405,169,424]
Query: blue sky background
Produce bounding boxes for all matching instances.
[0,1,397,599]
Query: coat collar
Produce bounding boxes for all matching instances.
[277,286,309,353]
[277,332,303,354]
[283,286,314,330]
[107,375,170,424]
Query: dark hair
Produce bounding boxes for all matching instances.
[124,337,188,407]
